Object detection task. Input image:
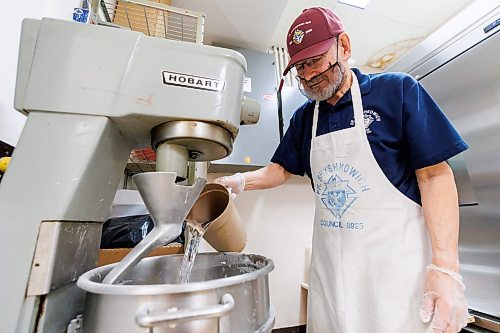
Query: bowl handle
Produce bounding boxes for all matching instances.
[135,293,235,327]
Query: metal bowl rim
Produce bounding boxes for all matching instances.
[77,252,274,295]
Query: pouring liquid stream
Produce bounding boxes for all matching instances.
[177,219,212,284]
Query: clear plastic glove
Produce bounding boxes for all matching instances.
[214,173,245,198]
[420,264,468,333]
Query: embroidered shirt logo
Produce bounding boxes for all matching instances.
[321,175,357,220]
[350,109,381,134]
[292,29,305,44]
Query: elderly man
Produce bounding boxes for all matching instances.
[216,7,468,333]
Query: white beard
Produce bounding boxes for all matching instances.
[303,65,344,101]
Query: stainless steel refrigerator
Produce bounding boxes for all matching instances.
[389,6,500,331]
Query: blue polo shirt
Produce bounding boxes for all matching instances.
[271,68,468,205]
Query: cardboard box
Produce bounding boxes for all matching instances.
[98,244,183,266]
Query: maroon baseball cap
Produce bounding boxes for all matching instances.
[283,7,345,75]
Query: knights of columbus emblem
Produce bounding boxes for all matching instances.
[292,29,305,44]
[321,175,357,220]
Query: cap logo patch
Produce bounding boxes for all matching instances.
[292,29,305,44]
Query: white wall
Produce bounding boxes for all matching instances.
[0,0,80,146]
[206,173,315,328]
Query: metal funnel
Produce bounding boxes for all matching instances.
[102,172,206,284]
[134,172,205,227]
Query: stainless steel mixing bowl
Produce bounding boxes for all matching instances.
[77,252,275,333]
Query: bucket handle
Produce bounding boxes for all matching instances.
[135,293,235,327]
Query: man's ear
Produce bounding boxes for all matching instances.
[338,33,352,61]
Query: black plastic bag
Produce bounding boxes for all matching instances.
[100,215,185,248]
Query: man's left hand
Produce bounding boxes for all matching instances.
[420,264,468,332]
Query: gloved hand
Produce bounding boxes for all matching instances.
[214,173,245,198]
[420,264,468,333]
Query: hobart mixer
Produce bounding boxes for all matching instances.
[0,18,273,333]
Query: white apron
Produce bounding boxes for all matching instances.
[307,72,432,332]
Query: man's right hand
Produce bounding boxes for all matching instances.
[214,173,246,197]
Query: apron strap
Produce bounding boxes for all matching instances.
[350,72,365,135]
[312,101,320,138]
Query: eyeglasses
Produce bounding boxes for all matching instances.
[293,36,339,77]
[294,54,326,76]
[295,62,337,87]
[295,37,340,83]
